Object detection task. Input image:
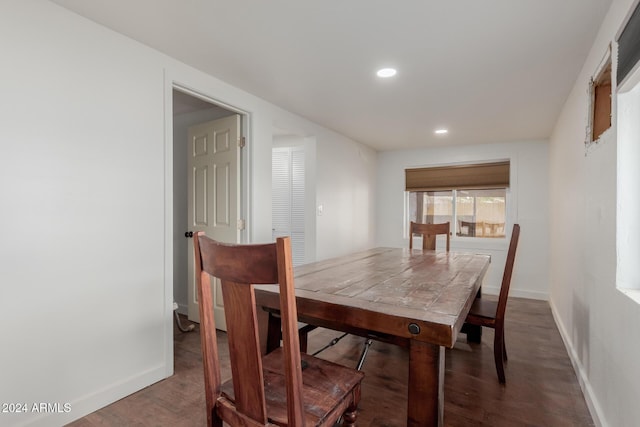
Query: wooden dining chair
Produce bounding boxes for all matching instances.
[194,233,364,427]
[409,221,451,251]
[464,223,520,383]
[458,220,477,237]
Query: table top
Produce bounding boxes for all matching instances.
[255,247,491,348]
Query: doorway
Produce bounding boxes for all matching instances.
[172,88,245,330]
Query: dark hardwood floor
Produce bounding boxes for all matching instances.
[68,297,593,426]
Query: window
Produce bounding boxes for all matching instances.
[405,161,509,240]
[408,189,507,238]
[591,61,612,141]
[617,0,640,87]
[586,48,612,148]
[617,1,640,299]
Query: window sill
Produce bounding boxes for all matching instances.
[618,288,640,305]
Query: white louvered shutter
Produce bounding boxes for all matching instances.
[272,147,305,266]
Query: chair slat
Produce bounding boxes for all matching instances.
[409,221,450,251]
[221,281,268,423]
[275,237,305,426]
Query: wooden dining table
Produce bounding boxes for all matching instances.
[254,247,491,426]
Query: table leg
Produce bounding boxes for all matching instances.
[408,340,444,427]
[266,311,281,354]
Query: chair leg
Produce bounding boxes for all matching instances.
[342,406,358,426]
[341,387,361,426]
[462,322,482,343]
[502,334,508,361]
[209,407,223,427]
[494,328,506,384]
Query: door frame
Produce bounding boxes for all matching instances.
[163,75,251,377]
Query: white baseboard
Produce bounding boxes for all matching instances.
[18,364,167,427]
[549,299,606,427]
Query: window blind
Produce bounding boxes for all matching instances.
[405,161,510,192]
[618,1,640,85]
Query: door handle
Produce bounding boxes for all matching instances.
[185,231,193,238]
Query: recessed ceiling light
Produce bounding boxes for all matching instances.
[376,68,397,78]
[435,129,448,135]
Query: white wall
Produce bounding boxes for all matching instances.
[0,2,168,426]
[549,0,640,425]
[271,122,377,261]
[376,141,550,299]
[315,141,377,260]
[0,1,376,425]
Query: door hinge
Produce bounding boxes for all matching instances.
[237,219,246,230]
[238,137,246,148]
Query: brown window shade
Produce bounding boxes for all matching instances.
[592,81,612,140]
[405,161,510,191]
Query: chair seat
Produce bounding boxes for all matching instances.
[466,298,498,327]
[220,348,364,426]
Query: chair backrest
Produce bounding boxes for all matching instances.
[495,224,520,322]
[409,221,450,251]
[459,220,477,237]
[193,233,305,426]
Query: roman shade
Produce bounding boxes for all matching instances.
[405,161,510,192]
[617,1,640,85]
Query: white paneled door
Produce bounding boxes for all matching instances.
[187,115,241,330]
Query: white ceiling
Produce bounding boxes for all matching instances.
[51,0,611,151]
